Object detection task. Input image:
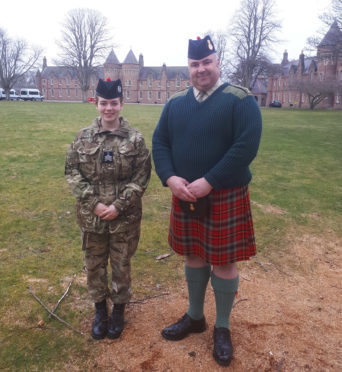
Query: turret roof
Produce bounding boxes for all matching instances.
[105,50,120,64]
[318,20,342,47]
[123,49,139,64]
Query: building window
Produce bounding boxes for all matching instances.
[148,91,152,100]
[186,81,190,87]
[59,89,62,97]
[139,91,143,100]
[301,93,305,103]
[126,80,132,86]
[75,88,78,98]
[148,77,152,88]
[66,77,70,85]
[139,81,143,88]
[319,73,324,81]
[50,78,54,86]
[51,89,54,97]
[126,90,130,99]
[176,78,181,88]
[157,91,161,100]
[67,89,70,97]
[336,94,340,104]
[339,70,342,81]
[167,91,170,100]
[167,81,170,88]
[43,79,46,85]
[157,81,161,88]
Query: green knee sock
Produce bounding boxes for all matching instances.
[211,272,239,329]
[185,265,211,320]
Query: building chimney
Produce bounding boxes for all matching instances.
[281,50,288,65]
[139,54,144,68]
[299,50,305,74]
[43,56,47,70]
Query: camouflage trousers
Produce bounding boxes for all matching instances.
[82,227,140,304]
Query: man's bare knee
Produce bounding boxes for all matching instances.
[185,255,208,268]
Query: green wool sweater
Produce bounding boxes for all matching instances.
[152,83,262,190]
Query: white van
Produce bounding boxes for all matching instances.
[0,88,20,101]
[20,88,44,101]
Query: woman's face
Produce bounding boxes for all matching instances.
[96,97,123,126]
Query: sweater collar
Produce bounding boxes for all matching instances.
[193,78,224,102]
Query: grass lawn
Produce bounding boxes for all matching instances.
[0,101,341,370]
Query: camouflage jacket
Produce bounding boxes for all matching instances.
[65,116,151,234]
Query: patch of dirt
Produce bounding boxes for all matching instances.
[79,228,341,371]
[251,201,287,215]
[0,249,8,257]
[22,276,48,284]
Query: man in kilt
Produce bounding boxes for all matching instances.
[152,35,262,366]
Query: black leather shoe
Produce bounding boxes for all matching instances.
[161,313,206,341]
[213,327,234,366]
[107,303,125,339]
[91,299,108,340]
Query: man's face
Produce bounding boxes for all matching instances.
[188,53,220,92]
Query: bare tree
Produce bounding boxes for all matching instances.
[206,30,229,79]
[228,0,281,90]
[306,0,342,51]
[290,77,341,109]
[320,0,342,28]
[0,28,42,100]
[56,8,111,102]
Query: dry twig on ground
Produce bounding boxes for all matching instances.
[29,285,84,336]
[48,274,76,319]
[129,292,170,304]
[232,298,248,308]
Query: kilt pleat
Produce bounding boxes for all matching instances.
[168,185,256,265]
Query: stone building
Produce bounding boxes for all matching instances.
[266,21,342,109]
[37,49,190,104]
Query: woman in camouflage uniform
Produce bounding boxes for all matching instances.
[65,78,151,340]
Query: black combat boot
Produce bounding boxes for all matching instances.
[91,299,108,340]
[107,303,125,339]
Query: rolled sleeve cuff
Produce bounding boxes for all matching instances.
[113,199,124,214]
[89,197,100,212]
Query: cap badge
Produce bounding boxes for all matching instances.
[208,40,213,50]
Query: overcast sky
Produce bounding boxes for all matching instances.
[0,0,332,68]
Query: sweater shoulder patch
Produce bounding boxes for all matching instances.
[222,84,251,99]
[169,88,190,101]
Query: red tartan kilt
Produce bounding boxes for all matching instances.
[168,185,256,265]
